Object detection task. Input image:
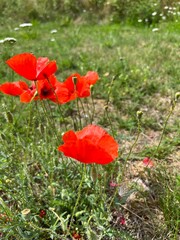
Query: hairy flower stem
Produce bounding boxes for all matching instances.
[90,88,95,123]
[156,100,177,152]
[125,118,142,163]
[103,75,118,136]
[76,98,82,129]
[69,164,86,230]
[40,100,59,141]
[108,117,142,210]
[79,98,88,125]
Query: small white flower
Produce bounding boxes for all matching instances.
[152,28,159,32]
[145,18,148,22]
[14,27,19,31]
[1,37,17,44]
[19,23,33,28]
[138,19,142,23]
[164,6,169,9]
[162,16,166,20]
[152,12,157,16]
[50,29,57,34]
[50,38,55,42]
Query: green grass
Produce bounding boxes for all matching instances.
[0,19,180,240]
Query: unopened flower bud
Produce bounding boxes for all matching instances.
[175,92,180,101]
[136,110,143,120]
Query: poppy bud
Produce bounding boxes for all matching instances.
[39,209,46,218]
[175,92,180,102]
[136,110,143,120]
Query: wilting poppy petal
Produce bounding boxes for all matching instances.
[6,53,37,80]
[0,81,28,96]
[58,125,119,165]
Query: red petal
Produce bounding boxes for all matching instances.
[36,57,49,78]
[36,60,57,80]
[58,125,118,165]
[58,130,79,160]
[0,81,28,96]
[76,78,91,98]
[6,53,37,80]
[84,71,99,85]
[63,74,79,92]
[143,157,154,167]
[37,75,57,100]
[20,88,37,103]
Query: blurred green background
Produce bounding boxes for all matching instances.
[0,0,179,25]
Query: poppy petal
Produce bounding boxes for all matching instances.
[76,78,91,98]
[36,57,49,78]
[58,125,118,165]
[36,60,57,80]
[84,71,99,85]
[0,81,28,96]
[6,53,37,80]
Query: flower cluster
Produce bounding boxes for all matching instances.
[0,52,119,165]
[0,53,98,104]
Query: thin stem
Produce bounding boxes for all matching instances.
[125,118,141,163]
[90,88,96,123]
[79,98,88,125]
[76,98,82,129]
[156,101,176,152]
[69,164,86,230]
[108,118,142,210]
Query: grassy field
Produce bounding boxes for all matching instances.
[0,18,180,240]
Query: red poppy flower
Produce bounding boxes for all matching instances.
[0,81,28,96]
[58,125,118,164]
[75,71,98,98]
[143,157,154,168]
[54,71,99,103]
[6,53,57,81]
[37,74,58,100]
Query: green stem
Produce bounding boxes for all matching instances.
[76,98,82,129]
[108,118,142,209]
[69,164,85,230]
[156,102,176,152]
[125,118,141,163]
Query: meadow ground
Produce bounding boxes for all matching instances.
[0,19,179,239]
